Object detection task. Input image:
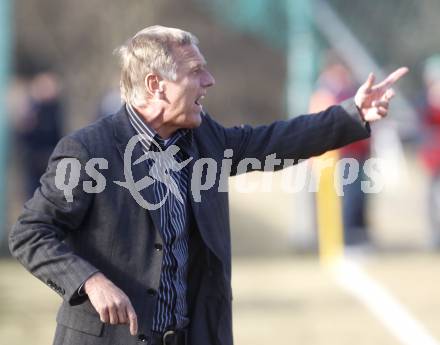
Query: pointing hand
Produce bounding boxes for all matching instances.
[354,67,409,122]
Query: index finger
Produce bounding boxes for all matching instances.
[373,67,409,91]
[127,305,138,336]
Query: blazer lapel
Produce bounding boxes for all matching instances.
[182,132,225,264]
[111,106,162,234]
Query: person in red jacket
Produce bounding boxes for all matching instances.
[418,55,440,249]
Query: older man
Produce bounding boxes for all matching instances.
[9,26,407,345]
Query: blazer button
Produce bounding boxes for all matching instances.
[147,289,157,296]
[154,243,163,251]
[137,334,149,342]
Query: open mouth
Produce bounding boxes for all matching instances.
[195,95,205,106]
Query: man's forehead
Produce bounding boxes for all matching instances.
[173,44,207,68]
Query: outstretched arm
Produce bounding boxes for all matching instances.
[217,67,409,172]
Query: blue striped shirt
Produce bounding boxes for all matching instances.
[126,104,190,332]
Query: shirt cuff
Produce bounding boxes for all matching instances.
[340,98,371,134]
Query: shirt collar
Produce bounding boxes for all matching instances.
[125,103,190,151]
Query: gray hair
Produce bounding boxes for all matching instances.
[115,25,199,106]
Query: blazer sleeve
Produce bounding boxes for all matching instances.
[220,99,370,174]
[9,135,100,305]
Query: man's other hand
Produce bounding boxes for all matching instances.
[84,272,138,336]
[354,67,409,122]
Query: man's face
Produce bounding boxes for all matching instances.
[161,44,215,130]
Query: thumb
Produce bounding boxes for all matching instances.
[363,72,375,92]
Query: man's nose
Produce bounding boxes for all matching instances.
[202,71,215,88]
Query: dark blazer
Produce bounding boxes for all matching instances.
[9,101,370,345]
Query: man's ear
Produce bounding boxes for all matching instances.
[145,74,164,98]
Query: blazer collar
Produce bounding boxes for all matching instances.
[110,105,200,225]
[112,104,194,152]
[112,105,138,153]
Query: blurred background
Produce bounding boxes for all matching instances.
[1,0,440,344]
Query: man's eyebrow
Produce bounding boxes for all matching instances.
[189,61,207,69]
